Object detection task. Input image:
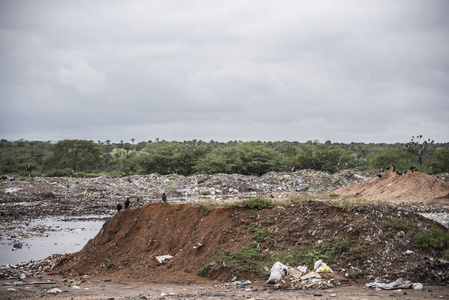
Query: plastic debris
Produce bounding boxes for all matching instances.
[267,261,347,290]
[47,288,63,293]
[267,262,289,283]
[155,255,173,264]
[366,278,423,290]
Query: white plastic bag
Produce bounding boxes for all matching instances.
[267,262,289,284]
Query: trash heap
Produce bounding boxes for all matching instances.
[0,254,61,280]
[0,170,376,219]
[266,260,350,290]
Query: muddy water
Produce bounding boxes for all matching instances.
[0,215,109,266]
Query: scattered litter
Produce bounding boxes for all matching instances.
[47,287,63,293]
[267,262,289,283]
[267,260,347,290]
[366,278,423,290]
[155,255,173,264]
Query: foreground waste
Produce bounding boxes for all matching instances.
[267,260,350,290]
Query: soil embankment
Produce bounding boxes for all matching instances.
[57,203,253,284]
[56,200,448,286]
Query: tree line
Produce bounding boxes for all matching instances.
[1,138,448,177]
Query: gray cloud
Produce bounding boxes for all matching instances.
[1,0,448,143]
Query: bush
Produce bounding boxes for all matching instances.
[251,226,274,242]
[201,242,265,275]
[198,263,212,276]
[304,238,350,268]
[415,227,449,250]
[242,197,272,210]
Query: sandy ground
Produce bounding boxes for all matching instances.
[1,274,449,299]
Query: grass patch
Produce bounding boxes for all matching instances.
[198,238,361,278]
[241,197,272,209]
[198,263,212,276]
[251,226,274,243]
[276,194,318,206]
[303,238,350,268]
[197,200,219,216]
[381,217,412,232]
[203,242,265,276]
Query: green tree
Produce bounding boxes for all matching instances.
[194,142,283,175]
[51,139,103,172]
[428,149,449,173]
[370,149,413,171]
[318,148,353,173]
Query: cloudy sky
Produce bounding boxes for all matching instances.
[1,0,448,144]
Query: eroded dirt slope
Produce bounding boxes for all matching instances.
[55,201,448,286]
[56,203,254,284]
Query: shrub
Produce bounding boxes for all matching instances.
[251,226,274,243]
[198,263,212,276]
[242,197,272,210]
[415,227,449,249]
[201,242,265,275]
[304,238,350,268]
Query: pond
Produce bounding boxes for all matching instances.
[0,215,109,266]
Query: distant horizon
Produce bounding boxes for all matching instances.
[3,137,448,145]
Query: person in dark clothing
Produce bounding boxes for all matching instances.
[125,198,130,209]
[162,193,167,203]
[117,203,123,212]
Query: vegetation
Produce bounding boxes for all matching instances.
[251,226,274,243]
[199,242,265,276]
[198,237,356,277]
[241,197,273,210]
[303,238,350,267]
[415,226,449,250]
[403,135,434,165]
[1,138,448,176]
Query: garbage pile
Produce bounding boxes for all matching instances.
[266,260,350,290]
[0,170,376,219]
[0,254,62,279]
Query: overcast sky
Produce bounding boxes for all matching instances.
[1,0,448,144]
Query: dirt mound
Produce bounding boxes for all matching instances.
[333,169,449,204]
[56,203,254,284]
[55,201,449,286]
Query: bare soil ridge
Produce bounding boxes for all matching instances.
[334,169,449,204]
[56,200,448,286]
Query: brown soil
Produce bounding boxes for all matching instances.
[333,169,449,204]
[55,200,448,286]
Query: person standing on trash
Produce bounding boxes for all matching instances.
[116,203,123,212]
[162,192,167,203]
[124,198,130,209]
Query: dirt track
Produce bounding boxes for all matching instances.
[2,273,449,300]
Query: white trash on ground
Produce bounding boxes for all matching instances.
[366,278,423,290]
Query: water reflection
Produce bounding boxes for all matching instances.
[0,215,109,266]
